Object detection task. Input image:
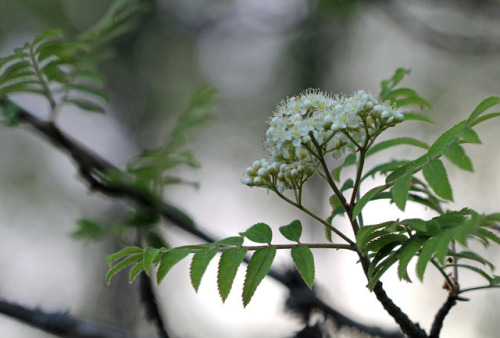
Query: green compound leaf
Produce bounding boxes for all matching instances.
[143,247,161,276]
[242,247,276,307]
[366,137,429,158]
[386,155,429,184]
[422,159,453,201]
[218,247,248,302]
[392,173,413,211]
[279,220,302,242]
[397,236,428,282]
[156,248,191,284]
[241,223,272,244]
[403,112,435,124]
[470,112,500,128]
[106,252,143,284]
[291,245,315,289]
[442,143,473,172]
[106,246,143,266]
[352,185,387,219]
[190,248,220,292]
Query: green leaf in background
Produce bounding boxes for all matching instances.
[442,143,473,172]
[106,252,143,284]
[279,220,302,242]
[291,245,315,288]
[72,218,107,241]
[156,248,191,284]
[422,159,453,201]
[366,137,429,158]
[392,173,413,211]
[380,68,411,100]
[240,223,273,244]
[403,112,435,124]
[242,247,276,307]
[63,98,105,113]
[190,248,219,292]
[217,247,247,302]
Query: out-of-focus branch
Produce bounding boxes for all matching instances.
[0,299,133,338]
[2,99,404,338]
[377,0,500,54]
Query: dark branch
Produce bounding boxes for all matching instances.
[429,296,458,338]
[3,100,403,338]
[0,299,133,338]
[372,282,428,338]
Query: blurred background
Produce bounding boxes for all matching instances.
[0,0,500,337]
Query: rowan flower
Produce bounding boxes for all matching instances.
[242,88,403,190]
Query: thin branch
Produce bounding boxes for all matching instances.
[429,296,458,338]
[2,100,404,338]
[0,299,133,338]
[372,282,428,338]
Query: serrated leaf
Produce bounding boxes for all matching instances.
[217,247,248,302]
[459,127,481,144]
[403,112,435,124]
[156,248,191,284]
[143,247,161,276]
[356,220,397,249]
[416,237,439,281]
[386,155,429,184]
[106,252,143,284]
[422,159,453,201]
[242,247,276,307]
[190,248,219,292]
[401,219,427,232]
[397,236,428,282]
[291,245,315,288]
[362,160,409,182]
[476,228,500,245]
[442,143,473,172]
[368,252,400,291]
[213,236,244,246]
[106,246,143,266]
[469,112,500,127]
[241,223,272,244]
[392,173,412,211]
[352,185,387,219]
[450,250,494,270]
[366,137,428,158]
[364,234,407,254]
[445,264,493,283]
[279,220,302,242]
[129,262,144,283]
[467,96,500,124]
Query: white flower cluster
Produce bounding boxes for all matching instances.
[243,89,403,190]
[241,158,315,190]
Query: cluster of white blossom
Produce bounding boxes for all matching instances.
[241,158,315,190]
[243,89,404,189]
